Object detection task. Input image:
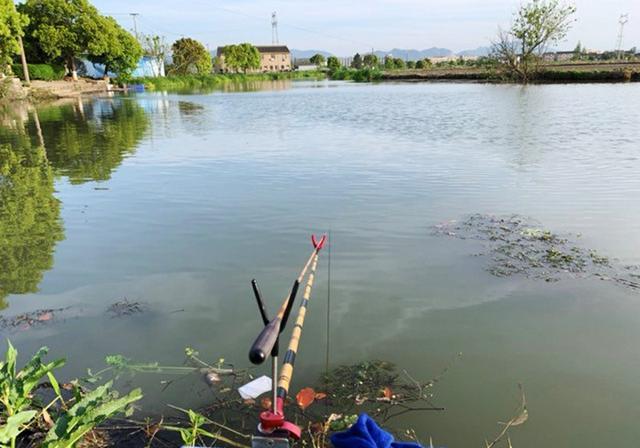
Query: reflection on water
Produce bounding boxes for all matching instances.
[0,143,63,308]
[0,98,149,307]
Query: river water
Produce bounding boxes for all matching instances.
[1,80,640,447]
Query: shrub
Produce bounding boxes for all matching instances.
[11,64,66,81]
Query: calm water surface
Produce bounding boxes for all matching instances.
[1,80,640,447]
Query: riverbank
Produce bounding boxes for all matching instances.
[0,77,115,103]
[379,62,640,83]
[133,70,326,91]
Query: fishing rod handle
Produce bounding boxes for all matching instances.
[249,318,281,365]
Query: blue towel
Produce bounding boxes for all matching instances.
[330,414,423,448]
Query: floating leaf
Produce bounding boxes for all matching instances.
[296,387,316,410]
[315,392,327,400]
[37,312,53,322]
[382,386,393,400]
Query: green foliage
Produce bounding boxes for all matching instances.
[0,342,64,446]
[43,382,141,448]
[0,342,142,448]
[415,59,432,69]
[327,56,341,71]
[363,54,378,68]
[135,71,325,92]
[11,63,65,81]
[393,58,405,69]
[170,38,212,75]
[89,16,143,77]
[0,0,28,74]
[406,60,416,69]
[384,56,395,70]
[492,0,576,82]
[351,53,363,69]
[329,67,382,82]
[19,0,106,77]
[0,143,63,306]
[221,43,260,73]
[309,53,326,66]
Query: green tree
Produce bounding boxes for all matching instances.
[220,43,260,73]
[393,58,405,69]
[351,53,363,69]
[0,0,29,75]
[327,55,341,71]
[363,54,378,68]
[170,37,212,75]
[384,55,394,70]
[0,143,63,308]
[492,0,576,82]
[309,53,326,66]
[415,58,431,69]
[406,60,416,69]
[90,16,142,78]
[19,0,108,80]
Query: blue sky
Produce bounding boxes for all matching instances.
[93,0,640,55]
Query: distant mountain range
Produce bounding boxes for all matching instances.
[291,46,491,60]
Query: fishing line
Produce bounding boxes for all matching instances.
[324,229,332,412]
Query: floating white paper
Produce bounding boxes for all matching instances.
[238,375,272,399]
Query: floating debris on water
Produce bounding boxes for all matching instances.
[0,307,67,331]
[107,298,147,317]
[434,214,640,290]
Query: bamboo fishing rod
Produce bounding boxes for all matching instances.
[248,234,326,442]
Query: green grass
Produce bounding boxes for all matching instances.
[131,70,326,92]
[328,67,383,82]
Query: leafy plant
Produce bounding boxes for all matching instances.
[42,381,141,448]
[0,341,64,447]
[0,342,142,448]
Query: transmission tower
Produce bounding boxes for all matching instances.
[271,12,279,44]
[616,13,629,59]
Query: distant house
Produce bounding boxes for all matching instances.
[293,58,318,71]
[216,45,292,73]
[542,51,575,62]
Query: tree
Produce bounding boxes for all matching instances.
[170,38,212,75]
[0,0,29,76]
[142,34,168,77]
[406,60,416,69]
[384,55,394,70]
[309,53,326,67]
[351,53,363,69]
[327,55,341,71]
[363,54,378,68]
[89,16,142,78]
[19,0,107,80]
[0,143,63,308]
[393,58,405,69]
[491,0,576,82]
[221,43,260,73]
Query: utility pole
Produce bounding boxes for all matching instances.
[616,13,629,59]
[271,12,279,44]
[11,1,30,84]
[130,12,140,39]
